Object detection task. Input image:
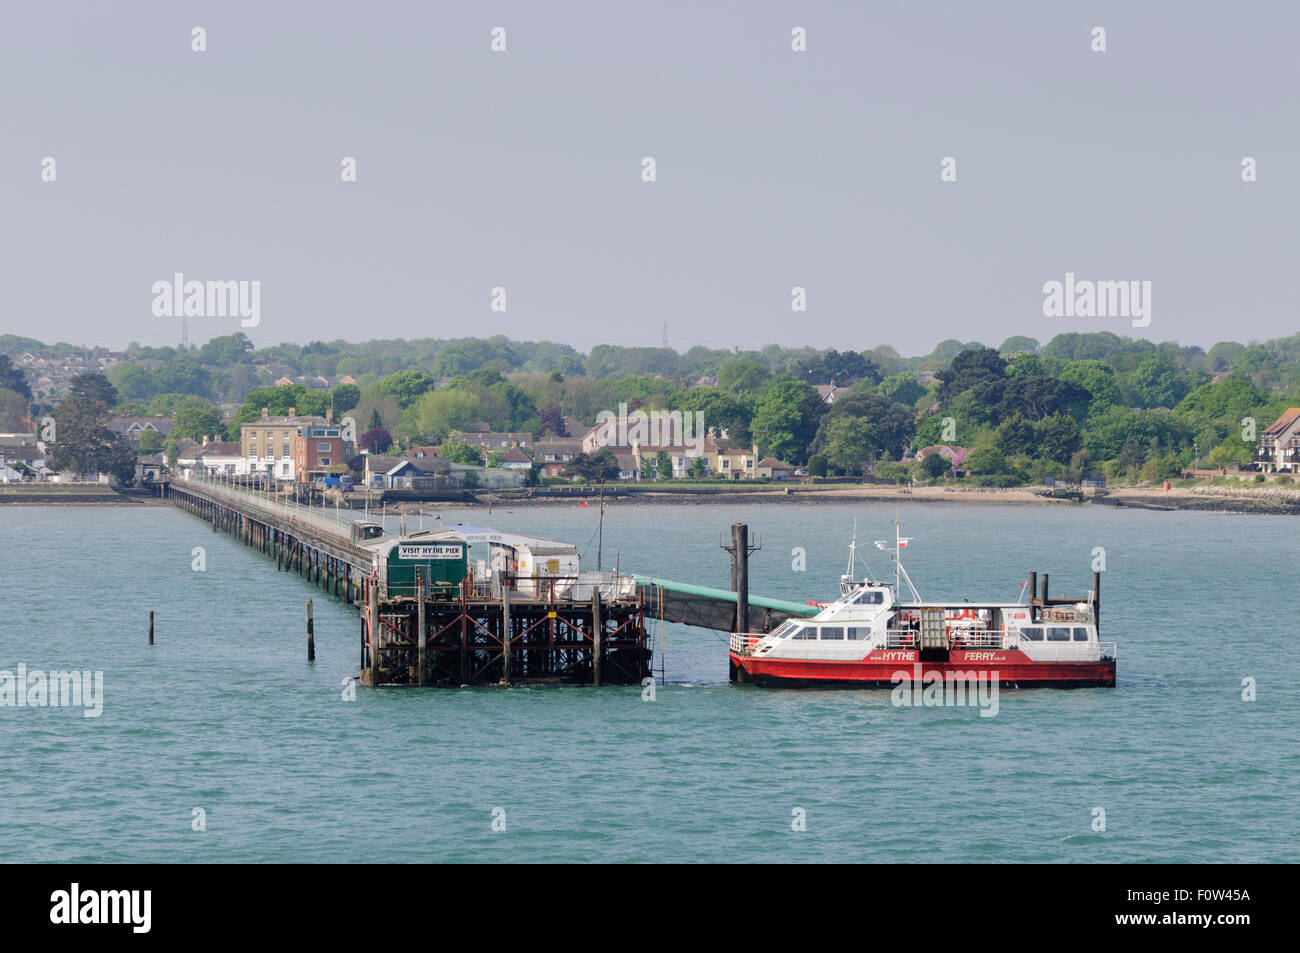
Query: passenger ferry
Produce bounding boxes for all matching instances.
[728,522,1116,688]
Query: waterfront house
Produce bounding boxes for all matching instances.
[293,428,344,482]
[714,443,760,480]
[240,407,342,482]
[534,438,583,478]
[178,439,245,478]
[914,445,971,473]
[500,447,533,471]
[1254,408,1300,473]
[452,431,532,454]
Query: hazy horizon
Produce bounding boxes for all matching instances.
[3,1,1296,355]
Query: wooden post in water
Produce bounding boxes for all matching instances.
[306,599,315,661]
[1041,573,1050,605]
[500,584,510,686]
[592,587,602,686]
[416,575,426,686]
[148,611,154,645]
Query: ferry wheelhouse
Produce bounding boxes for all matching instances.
[728,523,1116,688]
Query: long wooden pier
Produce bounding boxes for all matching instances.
[160,477,655,686]
[164,477,373,604]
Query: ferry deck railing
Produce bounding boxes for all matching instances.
[729,633,763,656]
[885,629,1007,649]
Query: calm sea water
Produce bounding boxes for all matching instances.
[2,499,1296,863]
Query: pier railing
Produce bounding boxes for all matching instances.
[183,473,355,544]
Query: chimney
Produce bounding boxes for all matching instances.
[288,406,296,417]
[202,435,210,446]
[326,407,333,423]
[261,407,269,419]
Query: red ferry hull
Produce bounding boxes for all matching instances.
[729,648,1115,688]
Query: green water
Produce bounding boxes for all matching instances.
[1,501,1295,862]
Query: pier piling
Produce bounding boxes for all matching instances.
[500,583,509,686]
[148,610,154,645]
[307,599,315,661]
[417,576,427,686]
[592,588,602,687]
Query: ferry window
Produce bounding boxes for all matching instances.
[1073,627,1089,641]
[820,627,844,641]
[773,622,797,639]
[791,626,814,640]
[846,627,866,640]
[1047,627,1071,642]
[1022,627,1044,641]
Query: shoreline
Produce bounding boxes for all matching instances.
[4,483,1298,515]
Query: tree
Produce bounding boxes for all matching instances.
[717,358,772,395]
[918,452,951,479]
[750,379,824,464]
[809,393,916,467]
[69,372,119,407]
[791,349,882,387]
[350,395,403,440]
[1059,360,1122,417]
[381,370,437,407]
[963,447,1009,475]
[153,358,214,400]
[359,426,394,454]
[537,405,568,437]
[656,450,673,480]
[998,336,1040,356]
[0,387,28,430]
[876,373,925,407]
[173,402,223,442]
[330,383,361,414]
[937,347,1006,402]
[138,429,163,452]
[979,375,1091,423]
[679,387,754,445]
[1129,355,1186,409]
[1204,341,1245,373]
[440,436,483,466]
[196,332,254,366]
[1036,414,1082,464]
[993,413,1037,457]
[564,449,620,482]
[410,388,485,441]
[47,394,136,483]
[0,354,30,400]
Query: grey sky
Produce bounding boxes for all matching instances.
[2,1,1296,356]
